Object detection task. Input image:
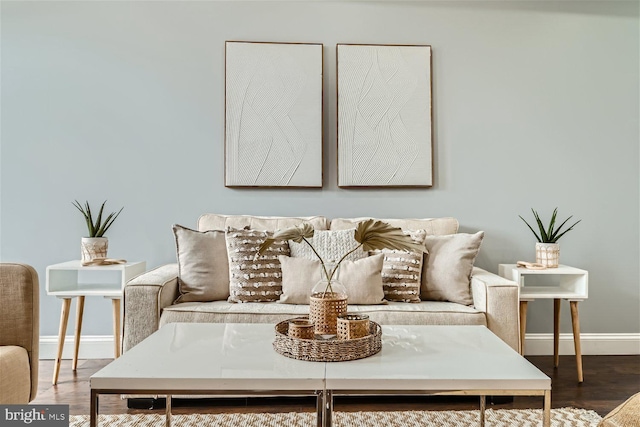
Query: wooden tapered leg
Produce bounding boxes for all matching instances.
[570,301,584,382]
[112,298,121,358]
[554,299,561,368]
[53,298,72,385]
[165,394,172,427]
[519,301,528,355]
[72,296,85,371]
[543,389,551,427]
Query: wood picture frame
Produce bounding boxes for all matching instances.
[337,43,433,188]
[225,41,323,188]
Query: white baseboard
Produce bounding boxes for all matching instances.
[39,333,640,359]
[39,335,118,360]
[524,333,640,356]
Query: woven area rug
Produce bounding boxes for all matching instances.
[71,408,602,426]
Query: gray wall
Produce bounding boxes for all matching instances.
[2,1,638,338]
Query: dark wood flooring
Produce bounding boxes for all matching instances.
[33,356,640,417]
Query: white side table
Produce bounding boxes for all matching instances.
[46,260,146,385]
[498,264,588,382]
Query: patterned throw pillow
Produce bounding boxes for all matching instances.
[370,229,427,303]
[289,229,367,264]
[225,228,290,303]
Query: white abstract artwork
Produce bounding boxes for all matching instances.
[337,44,432,187]
[225,41,323,187]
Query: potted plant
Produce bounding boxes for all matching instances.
[519,208,581,268]
[73,200,123,265]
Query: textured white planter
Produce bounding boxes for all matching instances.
[81,237,108,264]
[536,242,559,268]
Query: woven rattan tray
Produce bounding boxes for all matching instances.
[273,318,382,362]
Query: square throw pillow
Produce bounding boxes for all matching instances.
[421,231,484,305]
[277,256,323,304]
[278,254,386,305]
[225,228,290,303]
[173,224,229,303]
[370,229,427,303]
[289,229,367,264]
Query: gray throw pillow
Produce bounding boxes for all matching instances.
[421,231,484,305]
[173,224,229,303]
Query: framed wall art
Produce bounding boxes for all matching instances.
[337,44,433,188]
[225,41,323,187]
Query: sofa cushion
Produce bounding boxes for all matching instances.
[225,228,289,303]
[278,254,386,305]
[422,231,484,305]
[160,300,487,328]
[0,346,30,404]
[330,217,459,236]
[289,228,367,263]
[172,225,229,303]
[198,214,329,232]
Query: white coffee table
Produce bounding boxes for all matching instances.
[90,323,551,427]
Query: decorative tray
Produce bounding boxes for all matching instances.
[273,317,382,362]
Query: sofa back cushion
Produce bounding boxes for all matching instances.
[330,217,459,235]
[198,214,329,232]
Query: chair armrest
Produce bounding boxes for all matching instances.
[471,267,520,352]
[123,264,179,353]
[0,263,39,401]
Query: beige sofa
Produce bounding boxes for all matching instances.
[123,214,520,354]
[0,263,39,404]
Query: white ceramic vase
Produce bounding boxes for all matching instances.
[81,237,108,264]
[535,242,559,268]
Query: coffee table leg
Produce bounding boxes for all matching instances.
[543,389,551,427]
[479,395,486,427]
[165,395,172,427]
[323,390,333,427]
[315,390,323,427]
[90,389,98,427]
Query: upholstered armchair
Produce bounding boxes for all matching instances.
[0,263,39,404]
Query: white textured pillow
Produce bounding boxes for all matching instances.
[289,229,366,263]
[371,229,427,303]
[421,231,484,305]
[278,254,386,305]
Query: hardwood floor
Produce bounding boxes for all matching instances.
[32,355,639,417]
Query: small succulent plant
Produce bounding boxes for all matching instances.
[519,208,581,243]
[73,200,123,238]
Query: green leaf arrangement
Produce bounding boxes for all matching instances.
[73,200,124,238]
[258,219,425,294]
[519,208,581,243]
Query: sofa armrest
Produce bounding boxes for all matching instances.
[123,264,179,353]
[471,267,520,352]
[0,263,39,402]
